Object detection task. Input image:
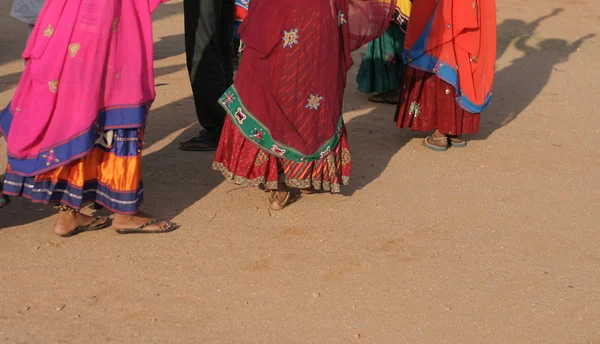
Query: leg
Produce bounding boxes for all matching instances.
[53,205,111,237]
[220,0,235,85]
[182,0,234,151]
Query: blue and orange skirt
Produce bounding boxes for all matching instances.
[1,128,144,214]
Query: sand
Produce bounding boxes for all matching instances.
[1,0,600,342]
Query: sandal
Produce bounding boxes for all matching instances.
[449,136,467,148]
[116,219,179,234]
[179,130,220,151]
[60,217,113,238]
[422,134,448,152]
[269,190,291,211]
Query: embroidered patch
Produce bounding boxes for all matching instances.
[409,101,421,117]
[272,145,286,156]
[326,155,336,172]
[234,108,247,123]
[43,25,54,38]
[341,148,351,166]
[337,11,347,26]
[48,80,59,93]
[320,146,331,159]
[305,94,323,110]
[68,43,80,58]
[254,150,269,167]
[282,29,299,48]
[42,149,60,166]
[250,128,265,142]
[224,93,235,104]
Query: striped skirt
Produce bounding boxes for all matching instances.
[213,117,352,193]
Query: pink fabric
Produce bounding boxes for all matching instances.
[7,0,167,159]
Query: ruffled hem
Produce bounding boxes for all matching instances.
[212,162,349,193]
[212,117,352,194]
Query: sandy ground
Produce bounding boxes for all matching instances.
[1,0,600,343]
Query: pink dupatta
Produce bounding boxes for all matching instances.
[0,0,167,176]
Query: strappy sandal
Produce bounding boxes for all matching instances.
[422,134,448,152]
[269,190,291,211]
[449,136,467,148]
[60,217,113,238]
[116,219,179,234]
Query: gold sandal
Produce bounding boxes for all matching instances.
[269,190,291,210]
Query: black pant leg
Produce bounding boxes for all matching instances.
[183,0,234,134]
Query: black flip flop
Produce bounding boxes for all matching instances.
[60,217,113,238]
[116,219,179,235]
[179,136,218,152]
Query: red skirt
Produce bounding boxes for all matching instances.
[213,117,352,193]
[395,67,480,135]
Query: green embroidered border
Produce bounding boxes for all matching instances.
[218,85,343,163]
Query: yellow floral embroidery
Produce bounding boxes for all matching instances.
[341,148,351,166]
[326,155,336,172]
[43,24,55,37]
[254,150,269,167]
[48,80,59,93]
[68,43,80,57]
[111,18,119,32]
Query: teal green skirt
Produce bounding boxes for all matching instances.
[357,24,406,94]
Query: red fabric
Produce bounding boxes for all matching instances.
[235,0,396,156]
[395,67,480,135]
[213,117,352,192]
[404,0,496,110]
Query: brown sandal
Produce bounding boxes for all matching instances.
[116,219,179,234]
[269,190,291,211]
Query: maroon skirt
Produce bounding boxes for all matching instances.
[394,67,480,135]
[212,117,352,193]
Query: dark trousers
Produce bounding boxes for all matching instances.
[183,0,234,135]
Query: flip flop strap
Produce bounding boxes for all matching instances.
[136,219,162,231]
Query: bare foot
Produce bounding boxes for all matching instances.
[54,211,110,236]
[112,214,177,234]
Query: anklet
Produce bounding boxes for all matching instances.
[54,204,78,212]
